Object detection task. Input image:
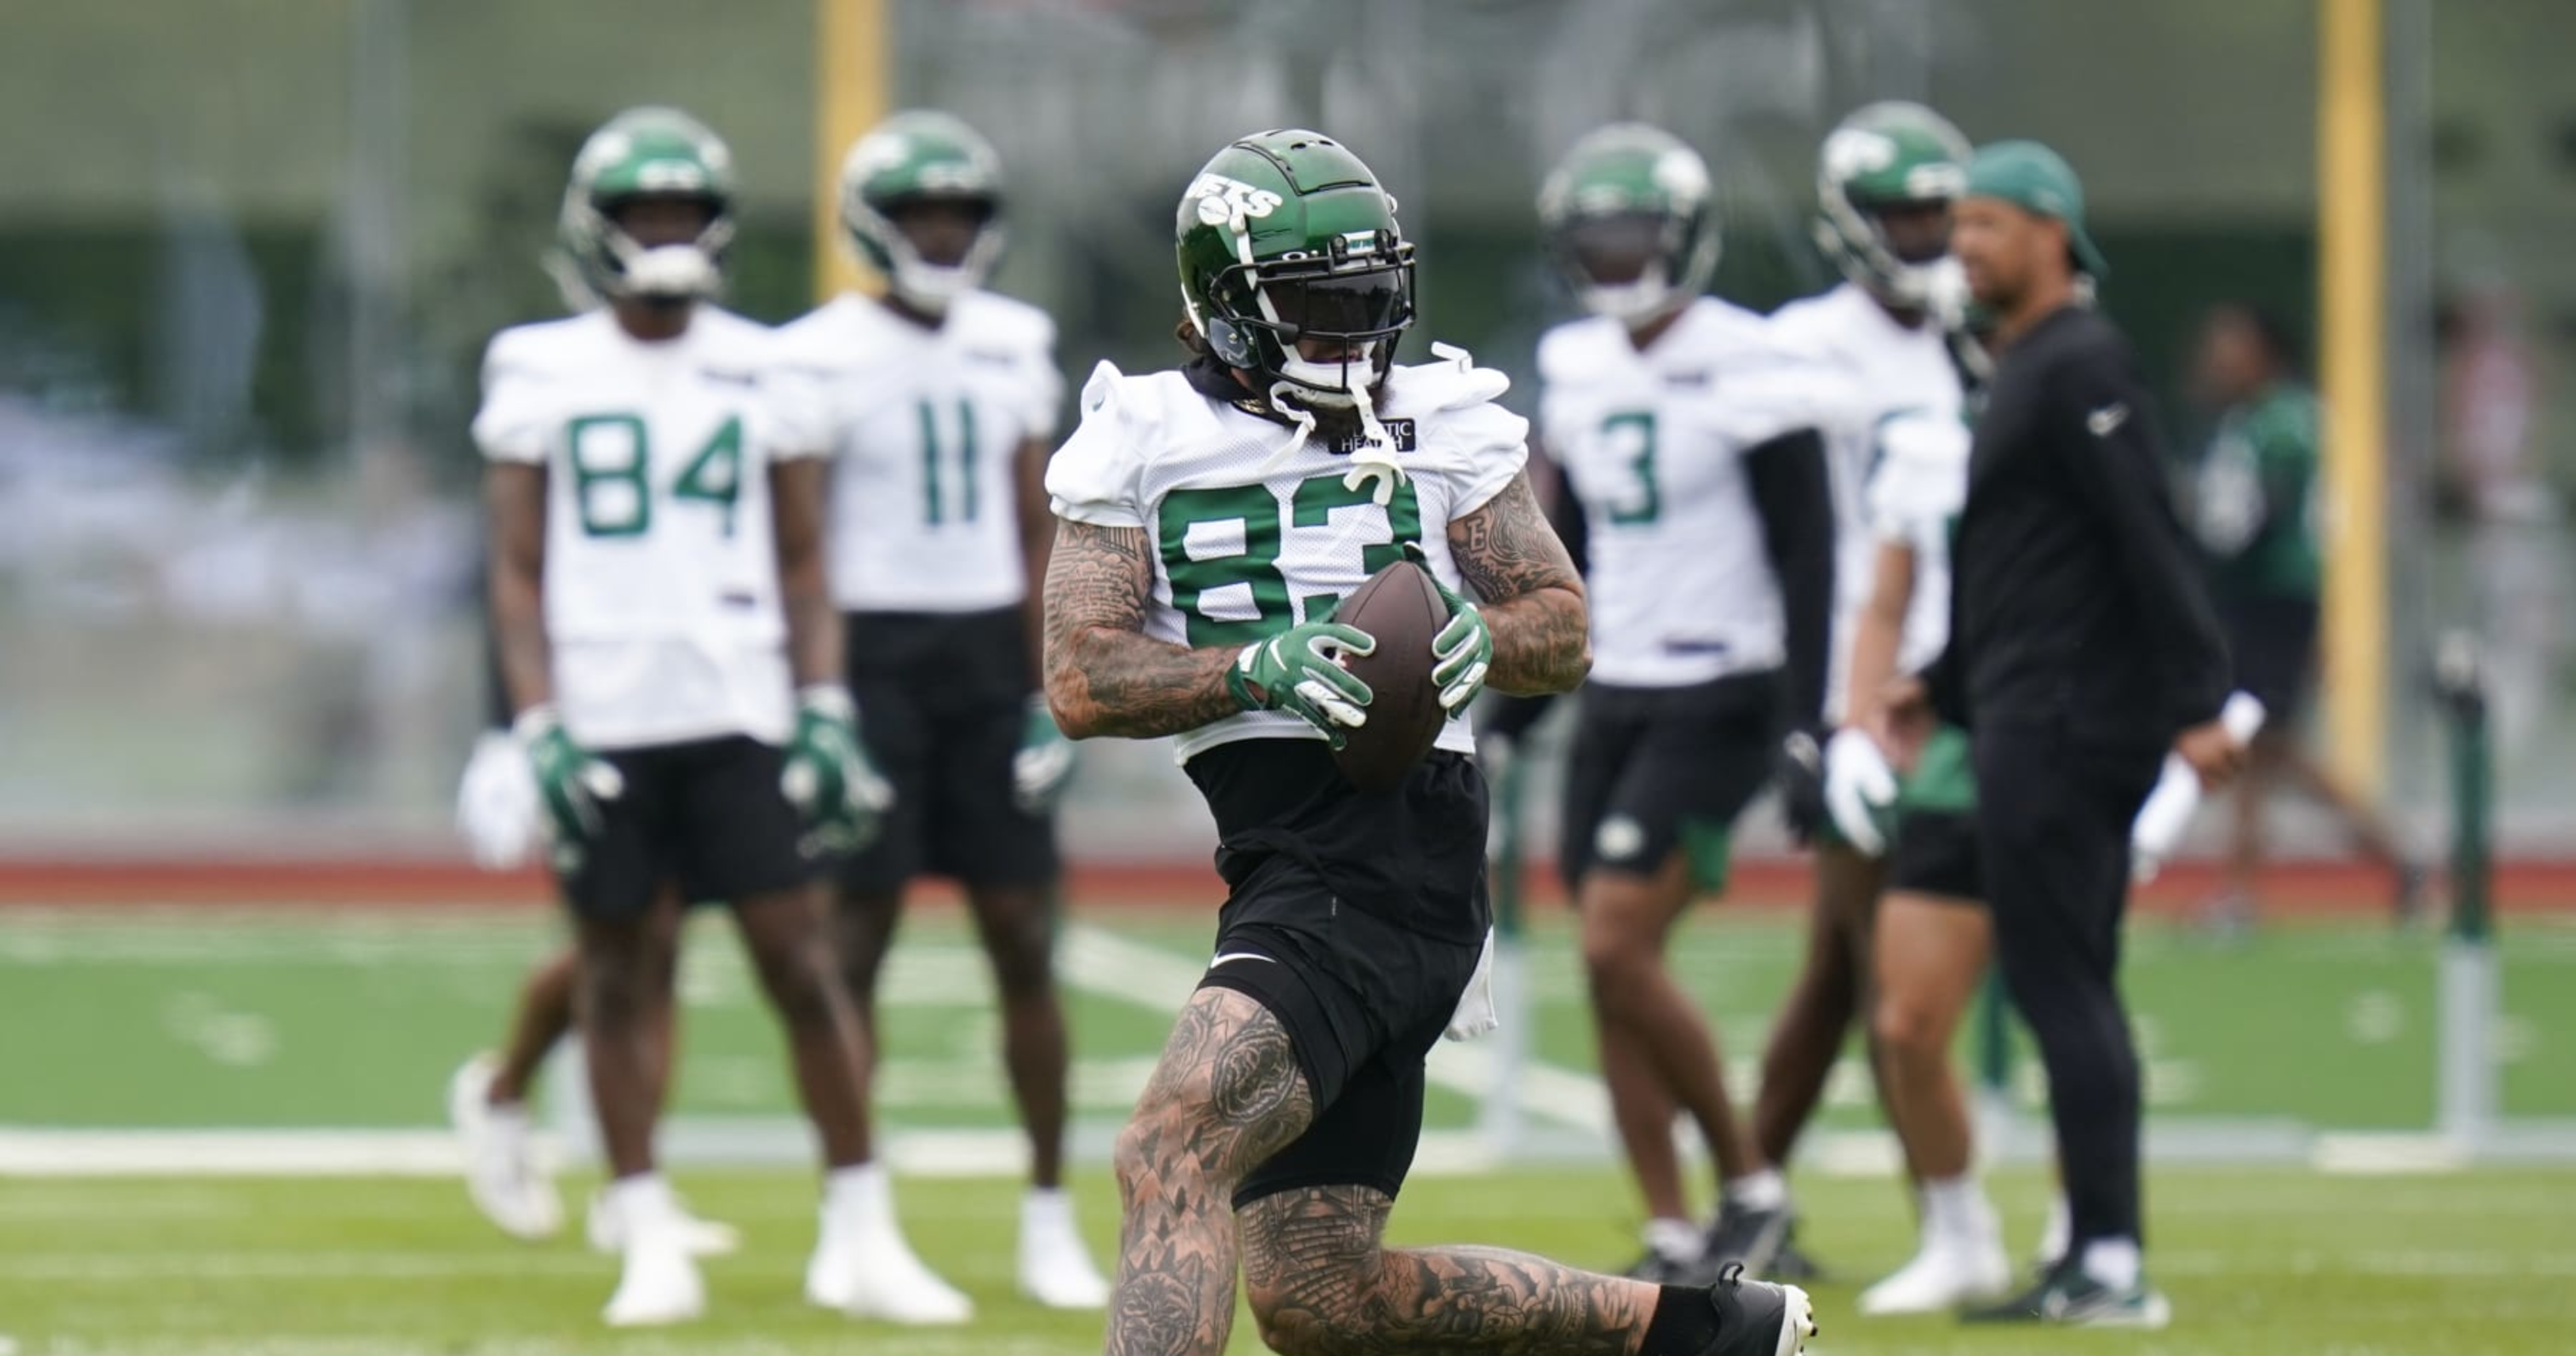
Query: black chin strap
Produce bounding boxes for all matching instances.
[1182,355,1294,426]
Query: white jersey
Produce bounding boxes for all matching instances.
[474,307,823,751]
[1537,298,1824,689]
[777,290,1063,613]
[1764,282,1965,717]
[1867,410,1971,674]
[1047,351,1528,764]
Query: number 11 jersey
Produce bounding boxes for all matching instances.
[1045,351,1528,763]
[473,306,823,750]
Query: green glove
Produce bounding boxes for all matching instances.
[511,704,625,871]
[1405,543,1492,713]
[1011,695,1076,813]
[780,685,891,850]
[1226,618,1376,750]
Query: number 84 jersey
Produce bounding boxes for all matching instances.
[473,307,823,749]
[1046,351,1528,763]
[1539,297,1815,689]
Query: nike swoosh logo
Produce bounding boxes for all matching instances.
[1209,953,1276,968]
[2087,403,2130,437]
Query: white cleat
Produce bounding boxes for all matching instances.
[807,1231,975,1325]
[446,1054,561,1241]
[587,1187,741,1258]
[1858,1238,2014,1316]
[601,1231,704,1328]
[1018,1199,1110,1310]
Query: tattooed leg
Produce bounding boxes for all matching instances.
[1106,986,1315,1356]
[1241,1184,1659,1356]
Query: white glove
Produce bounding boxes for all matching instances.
[1443,928,1500,1042]
[455,729,543,870]
[1011,695,1076,813]
[1823,727,1901,857]
[2132,691,2267,882]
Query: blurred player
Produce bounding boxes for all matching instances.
[1830,407,2015,1314]
[1750,102,1977,1283]
[1047,128,1813,1356]
[449,617,742,1260]
[775,110,1104,1309]
[2184,302,2422,928]
[475,106,951,1328]
[1536,123,1835,1281]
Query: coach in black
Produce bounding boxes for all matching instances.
[1883,141,2241,1329]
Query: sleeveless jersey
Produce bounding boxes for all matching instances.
[473,306,823,749]
[776,290,1062,612]
[1046,351,1528,764]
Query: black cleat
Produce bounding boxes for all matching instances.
[1622,1245,1702,1284]
[1697,1262,1816,1356]
[1961,1258,2171,1329]
[1763,1220,1826,1283]
[1695,1201,1792,1280]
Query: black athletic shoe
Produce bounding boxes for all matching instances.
[1622,1245,1702,1284]
[1695,1201,1792,1280]
[1761,1216,1826,1283]
[1960,1258,2171,1329]
[1697,1262,1816,1356]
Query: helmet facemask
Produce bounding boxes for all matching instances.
[1191,227,1415,410]
[1550,212,1696,325]
[1815,185,1958,311]
[848,191,1005,317]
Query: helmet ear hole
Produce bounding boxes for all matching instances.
[1203,317,1259,368]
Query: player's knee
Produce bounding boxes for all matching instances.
[1246,1267,1373,1356]
[746,930,842,1030]
[1872,988,1950,1061]
[1579,925,1656,1005]
[577,953,653,1026]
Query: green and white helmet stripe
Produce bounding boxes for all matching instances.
[557,106,736,304]
[1537,123,1719,325]
[1814,101,1971,307]
[839,109,1005,314]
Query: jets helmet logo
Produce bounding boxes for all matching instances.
[1188,173,1284,228]
[1822,127,1897,181]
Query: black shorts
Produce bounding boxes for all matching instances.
[1888,808,1984,903]
[558,735,819,921]
[1183,740,1491,1206]
[840,606,1058,893]
[2221,593,2318,731]
[1560,672,1779,894]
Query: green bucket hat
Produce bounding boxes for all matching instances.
[1965,139,2108,279]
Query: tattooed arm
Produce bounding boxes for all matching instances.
[1041,519,1243,740]
[1449,470,1590,697]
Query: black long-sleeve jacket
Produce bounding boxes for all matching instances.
[1924,304,2230,746]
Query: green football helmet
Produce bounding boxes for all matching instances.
[1175,129,1415,405]
[557,106,736,304]
[1814,102,1971,308]
[839,109,1006,315]
[1537,123,1719,325]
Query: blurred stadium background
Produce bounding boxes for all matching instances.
[5,1,2576,1352]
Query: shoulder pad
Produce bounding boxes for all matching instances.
[1389,345,1510,414]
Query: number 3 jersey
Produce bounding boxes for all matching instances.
[1537,297,1821,689]
[473,306,823,751]
[1045,351,1529,763]
[773,290,1064,613]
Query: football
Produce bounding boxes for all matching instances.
[1329,557,1450,793]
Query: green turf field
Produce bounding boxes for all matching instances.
[1,1165,2571,1353]
[0,905,2571,1133]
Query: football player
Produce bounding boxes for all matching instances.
[1750,102,2000,1300]
[1535,123,1835,1282]
[1045,129,1813,1356]
[450,614,742,1260]
[773,110,1104,1310]
[474,106,947,1328]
